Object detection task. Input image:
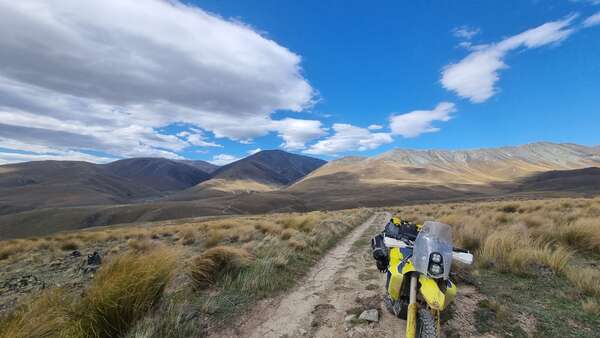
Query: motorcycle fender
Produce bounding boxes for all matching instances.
[418,275,446,311]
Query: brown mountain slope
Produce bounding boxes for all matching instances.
[0,158,211,215]
[2,143,600,239]
[180,150,326,195]
[103,158,211,191]
[292,142,600,190]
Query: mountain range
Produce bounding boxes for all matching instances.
[1,142,599,239]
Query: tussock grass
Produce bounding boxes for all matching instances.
[60,239,82,251]
[0,289,70,338]
[565,266,600,297]
[127,238,156,252]
[178,229,196,245]
[0,207,373,334]
[582,298,600,316]
[391,197,600,296]
[0,248,177,338]
[478,227,572,275]
[189,246,253,289]
[71,248,177,337]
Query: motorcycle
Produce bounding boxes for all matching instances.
[380,221,473,338]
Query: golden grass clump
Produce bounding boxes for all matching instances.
[179,229,196,245]
[127,238,156,252]
[0,289,70,338]
[255,222,283,236]
[189,246,253,289]
[0,248,177,338]
[278,214,318,232]
[204,229,225,247]
[477,225,573,275]
[71,248,177,337]
[280,228,299,240]
[582,298,600,316]
[60,239,82,251]
[287,238,307,250]
[0,243,19,261]
[556,217,600,253]
[565,266,600,297]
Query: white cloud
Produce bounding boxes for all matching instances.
[453,26,480,40]
[185,133,222,148]
[304,124,393,156]
[209,154,240,166]
[0,0,316,163]
[0,149,116,165]
[248,148,262,155]
[441,16,577,103]
[389,102,456,138]
[271,118,327,150]
[367,124,383,130]
[584,11,600,27]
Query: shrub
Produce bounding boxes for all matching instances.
[189,246,253,289]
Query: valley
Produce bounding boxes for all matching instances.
[1,142,600,239]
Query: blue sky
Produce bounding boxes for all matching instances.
[0,0,599,165]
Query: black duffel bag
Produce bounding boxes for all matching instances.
[371,233,389,272]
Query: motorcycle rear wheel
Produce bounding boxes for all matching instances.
[416,308,437,338]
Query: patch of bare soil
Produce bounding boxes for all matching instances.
[444,285,488,338]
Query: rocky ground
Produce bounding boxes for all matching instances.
[0,241,115,314]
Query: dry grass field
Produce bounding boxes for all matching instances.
[392,197,600,337]
[0,208,370,338]
[2,197,600,337]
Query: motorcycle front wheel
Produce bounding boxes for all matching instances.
[416,308,437,338]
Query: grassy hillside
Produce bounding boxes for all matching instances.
[2,198,600,337]
[393,198,600,337]
[0,158,212,216]
[0,208,370,337]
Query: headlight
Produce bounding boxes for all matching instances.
[431,253,442,264]
[429,263,443,275]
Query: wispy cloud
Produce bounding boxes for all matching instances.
[389,102,456,138]
[304,124,393,156]
[584,11,600,27]
[248,148,262,155]
[441,15,578,103]
[453,26,480,40]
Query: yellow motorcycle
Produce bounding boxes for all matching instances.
[379,221,473,338]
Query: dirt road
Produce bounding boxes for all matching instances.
[220,212,482,338]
